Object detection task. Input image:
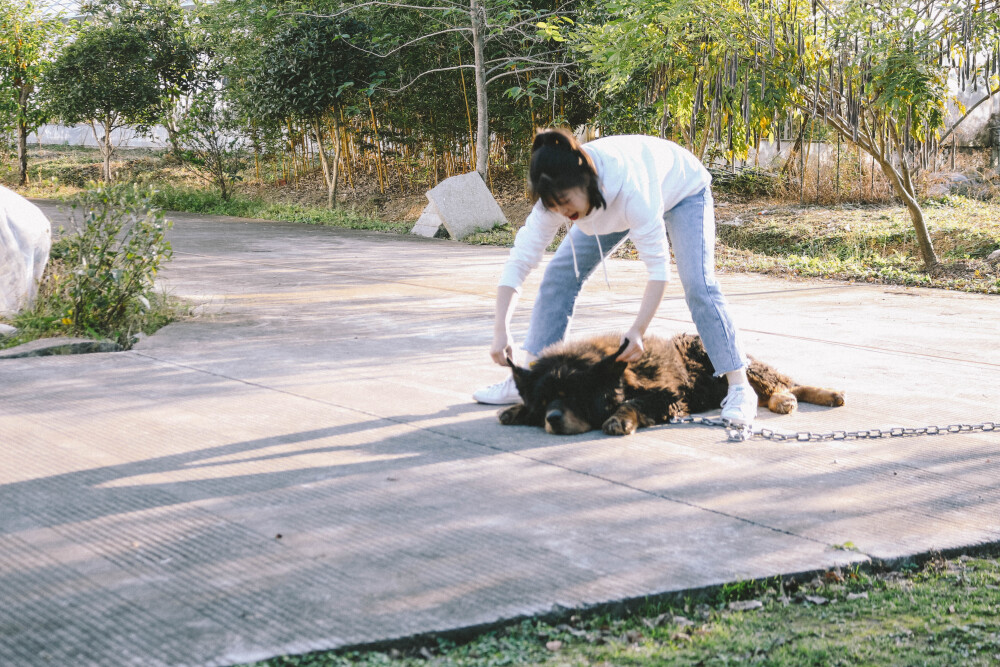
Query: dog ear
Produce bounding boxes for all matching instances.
[505,354,531,386]
[598,339,630,376]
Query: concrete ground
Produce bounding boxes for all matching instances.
[1,201,998,667]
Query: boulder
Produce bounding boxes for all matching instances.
[410,172,507,241]
[0,185,52,316]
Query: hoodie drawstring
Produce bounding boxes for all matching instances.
[593,233,611,289]
[565,222,612,290]
[565,221,580,280]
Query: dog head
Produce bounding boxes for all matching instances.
[507,340,630,435]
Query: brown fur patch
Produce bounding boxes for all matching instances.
[500,333,845,435]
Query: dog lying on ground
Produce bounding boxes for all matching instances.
[498,333,845,435]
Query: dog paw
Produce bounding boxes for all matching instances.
[498,404,524,425]
[769,393,798,414]
[828,391,846,407]
[602,415,636,436]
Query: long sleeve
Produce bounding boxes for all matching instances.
[498,201,563,292]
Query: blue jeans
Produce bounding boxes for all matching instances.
[523,188,747,375]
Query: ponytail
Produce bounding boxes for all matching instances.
[529,128,605,212]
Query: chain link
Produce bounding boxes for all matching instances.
[668,416,998,443]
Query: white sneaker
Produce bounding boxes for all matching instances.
[473,376,521,405]
[720,383,758,426]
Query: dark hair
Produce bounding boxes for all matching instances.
[529,128,606,213]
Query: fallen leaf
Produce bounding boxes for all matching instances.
[545,641,563,652]
[805,595,829,605]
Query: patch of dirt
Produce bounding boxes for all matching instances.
[927,258,996,279]
[236,165,534,225]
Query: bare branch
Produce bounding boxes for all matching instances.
[379,63,473,93]
[341,26,470,59]
[486,65,570,86]
[293,0,465,20]
[938,82,1000,144]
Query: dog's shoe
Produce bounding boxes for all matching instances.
[721,383,758,427]
[473,376,521,405]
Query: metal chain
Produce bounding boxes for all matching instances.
[669,416,998,443]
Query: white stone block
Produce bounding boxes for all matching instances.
[410,172,507,241]
[0,185,52,316]
[410,201,444,238]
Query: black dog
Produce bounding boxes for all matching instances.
[498,333,845,435]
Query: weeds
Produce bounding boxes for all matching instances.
[1,183,178,349]
[243,555,1000,666]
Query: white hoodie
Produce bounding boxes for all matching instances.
[498,135,711,292]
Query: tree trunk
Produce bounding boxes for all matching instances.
[165,120,182,160]
[312,116,335,209]
[875,156,939,269]
[331,116,342,206]
[17,118,28,187]
[470,0,489,180]
[780,123,806,176]
[17,82,30,186]
[92,119,115,183]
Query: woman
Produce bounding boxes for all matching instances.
[473,129,758,427]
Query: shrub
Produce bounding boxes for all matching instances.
[4,183,175,349]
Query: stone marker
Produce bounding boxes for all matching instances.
[411,172,507,240]
[0,185,52,316]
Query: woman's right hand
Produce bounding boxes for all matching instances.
[490,329,515,366]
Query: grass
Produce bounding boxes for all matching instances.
[0,287,183,351]
[242,553,1000,666]
[714,198,1000,293]
[151,184,412,233]
[7,145,1000,294]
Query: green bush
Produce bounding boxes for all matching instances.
[4,183,175,349]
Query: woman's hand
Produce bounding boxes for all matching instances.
[617,280,667,363]
[617,327,645,362]
[491,286,519,366]
[490,328,515,366]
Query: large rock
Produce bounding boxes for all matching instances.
[410,172,507,241]
[0,185,52,316]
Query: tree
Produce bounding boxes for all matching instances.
[334,0,580,179]
[176,86,248,201]
[0,0,69,185]
[575,0,1000,270]
[87,0,207,158]
[43,17,162,182]
[244,13,375,208]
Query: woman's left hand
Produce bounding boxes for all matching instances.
[617,328,645,362]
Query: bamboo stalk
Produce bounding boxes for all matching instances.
[367,97,386,195]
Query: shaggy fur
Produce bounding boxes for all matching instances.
[499,333,845,435]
